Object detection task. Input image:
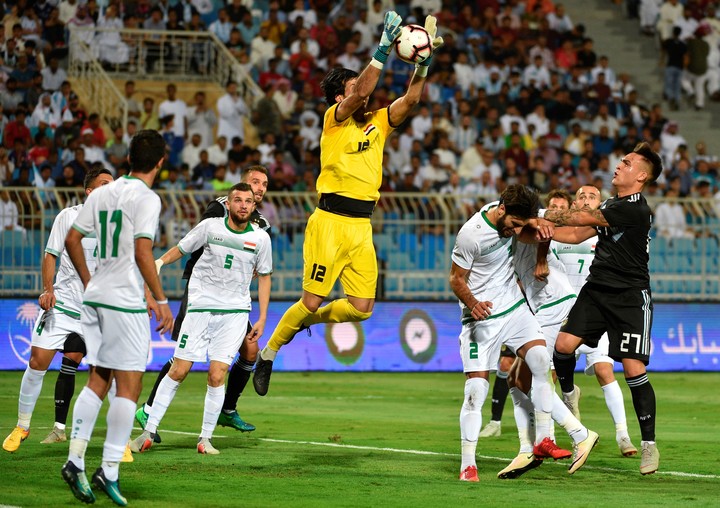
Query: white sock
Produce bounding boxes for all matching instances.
[55,423,66,431]
[200,385,226,439]
[68,387,103,470]
[106,378,117,404]
[261,346,277,361]
[146,377,181,434]
[509,387,535,454]
[102,397,135,482]
[17,367,47,429]
[602,381,629,439]
[552,392,588,444]
[460,377,489,470]
[524,346,553,443]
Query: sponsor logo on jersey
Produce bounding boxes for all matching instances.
[212,236,224,242]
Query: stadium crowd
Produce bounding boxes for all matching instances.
[0,0,719,237]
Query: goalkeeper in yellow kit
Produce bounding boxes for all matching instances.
[253,11,443,395]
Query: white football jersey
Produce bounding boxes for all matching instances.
[551,236,597,295]
[452,201,525,323]
[45,204,97,317]
[178,217,272,312]
[73,176,161,311]
[513,238,576,314]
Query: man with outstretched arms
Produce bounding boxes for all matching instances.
[253,11,444,396]
[544,142,663,475]
[3,167,113,453]
[131,183,272,455]
[551,185,638,457]
[135,166,271,439]
[61,130,173,506]
[449,184,571,483]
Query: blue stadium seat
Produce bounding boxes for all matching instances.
[397,233,418,258]
[649,237,668,256]
[388,251,414,270]
[373,233,394,261]
[671,238,695,255]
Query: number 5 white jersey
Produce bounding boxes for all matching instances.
[551,236,597,295]
[72,176,162,312]
[178,217,272,312]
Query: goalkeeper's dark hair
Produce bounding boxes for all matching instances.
[320,67,359,106]
[633,141,663,184]
[499,184,540,220]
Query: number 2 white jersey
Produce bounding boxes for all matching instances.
[45,204,98,318]
[72,176,161,312]
[551,236,597,295]
[513,238,576,314]
[451,201,525,323]
[178,217,272,312]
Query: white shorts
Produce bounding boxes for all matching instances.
[174,311,248,365]
[82,305,151,371]
[536,298,575,369]
[459,303,544,373]
[577,333,613,376]
[31,308,83,351]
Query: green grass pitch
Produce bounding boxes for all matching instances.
[0,371,718,507]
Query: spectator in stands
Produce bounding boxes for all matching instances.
[191,149,215,189]
[272,78,297,120]
[105,125,128,170]
[158,83,187,149]
[4,107,30,149]
[58,0,78,26]
[655,176,695,239]
[56,163,79,188]
[668,157,694,197]
[186,91,216,151]
[207,135,229,167]
[685,24,711,111]
[41,56,66,92]
[0,147,13,185]
[66,5,95,63]
[95,4,129,67]
[140,97,159,131]
[209,8,233,44]
[217,80,248,145]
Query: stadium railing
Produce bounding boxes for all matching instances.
[1,187,718,301]
[68,26,262,132]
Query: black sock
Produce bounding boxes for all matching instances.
[55,357,79,425]
[553,348,577,394]
[147,358,174,407]
[490,372,510,421]
[626,373,656,442]
[222,358,254,412]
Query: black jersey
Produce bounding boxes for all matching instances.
[181,196,272,280]
[587,192,651,289]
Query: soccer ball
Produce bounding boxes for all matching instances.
[394,25,433,64]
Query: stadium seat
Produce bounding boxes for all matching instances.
[388,251,414,271]
[397,232,418,258]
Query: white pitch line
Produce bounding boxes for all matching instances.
[32,426,719,480]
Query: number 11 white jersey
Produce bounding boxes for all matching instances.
[551,236,597,295]
[72,175,161,312]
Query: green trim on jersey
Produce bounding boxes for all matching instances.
[123,174,150,188]
[45,248,61,256]
[481,210,497,231]
[224,217,253,235]
[461,298,525,325]
[72,224,91,236]
[134,233,154,240]
[54,304,81,319]
[178,244,188,255]
[187,308,250,314]
[537,294,577,312]
[84,301,147,313]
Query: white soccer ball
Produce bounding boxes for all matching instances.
[394,24,433,65]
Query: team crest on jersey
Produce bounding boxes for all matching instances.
[243,241,257,253]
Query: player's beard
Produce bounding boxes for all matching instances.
[496,215,515,238]
[229,209,251,229]
[352,104,369,123]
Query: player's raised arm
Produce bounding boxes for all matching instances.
[388,14,444,126]
[335,10,402,122]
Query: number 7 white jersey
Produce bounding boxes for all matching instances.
[72,176,162,312]
[551,236,597,295]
